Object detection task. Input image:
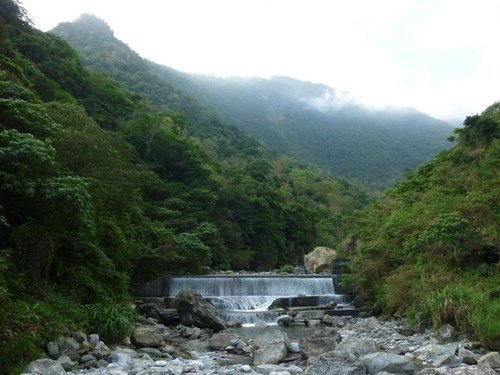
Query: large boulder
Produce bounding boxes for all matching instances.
[131,326,164,348]
[304,246,337,273]
[300,327,342,359]
[478,351,500,368]
[253,330,289,365]
[23,359,66,375]
[361,352,415,374]
[209,332,240,351]
[173,289,225,332]
[305,351,366,375]
[337,338,380,360]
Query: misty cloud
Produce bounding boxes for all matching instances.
[299,89,358,113]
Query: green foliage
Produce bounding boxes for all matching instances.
[280,264,295,274]
[88,302,134,343]
[350,104,499,348]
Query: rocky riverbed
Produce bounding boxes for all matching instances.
[23,313,500,375]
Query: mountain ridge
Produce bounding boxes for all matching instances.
[52,14,453,191]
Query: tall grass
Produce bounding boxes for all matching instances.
[88,302,135,343]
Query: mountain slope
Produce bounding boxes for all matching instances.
[52,15,453,190]
[349,103,499,348]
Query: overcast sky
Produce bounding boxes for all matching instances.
[20,0,500,121]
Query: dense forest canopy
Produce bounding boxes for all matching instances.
[52,15,452,191]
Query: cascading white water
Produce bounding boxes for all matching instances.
[167,276,345,325]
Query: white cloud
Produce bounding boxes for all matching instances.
[19,0,500,120]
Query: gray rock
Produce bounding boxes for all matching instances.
[446,366,497,375]
[156,308,180,326]
[60,350,80,362]
[253,330,289,365]
[416,369,440,375]
[305,351,366,375]
[299,327,342,359]
[56,356,75,371]
[304,246,337,273]
[437,324,456,343]
[178,325,202,339]
[88,334,100,347]
[109,351,132,365]
[256,364,303,375]
[415,343,459,361]
[210,332,240,350]
[81,359,97,368]
[23,359,67,375]
[92,341,111,359]
[137,347,162,357]
[277,314,294,326]
[322,314,336,326]
[96,359,109,368]
[80,353,97,363]
[361,352,415,374]
[458,347,478,365]
[433,354,462,367]
[478,351,500,368]
[337,338,379,360]
[61,337,81,352]
[287,342,301,353]
[173,289,226,331]
[241,364,252,372]
[70,331,87,344]
[131,326,164,348]
[47,341,60,359]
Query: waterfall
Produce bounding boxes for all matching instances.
[163,275,348,325]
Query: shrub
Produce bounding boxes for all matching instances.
[280,264,295,274]
[88,302,134,343]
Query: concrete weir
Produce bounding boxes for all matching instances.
[136,274,357,325]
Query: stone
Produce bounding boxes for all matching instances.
[415,343,459,361]
[131,326,164,348]
[80,353,97,363]
[47,341,60,359]
[433,354,462,367]
[227,320,243,328]
[56,356,74,371]
[70,331,87,344]
[253,330,289,365]
[478,351,500,368]
[360,352,415,374]
[241,364,252,372]
[178,325,202,339]
[92,341,111,359]
[322,314,336,326]
[137,347,162,357]
[287,342,301,353]
[96,359,109,368]
[256,364,304,375]
[173,289,226,331]
[277,314,294,326]
[81,359,97,368]
[88,334,100,347]
[304,246,337,273]
[210,332,240,350]
[156,308,180,326]
[305,351,366,375]
[458,347,477,365]
[109,351,132,365]
[23,359,67,375]
[337,338,379,360]
[60,350,80,362]
[299,327,342,359]
[437,323,456,343]
[61,337,81,352]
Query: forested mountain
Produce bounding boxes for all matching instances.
[0,2,366,371]
[349,104,499,348]
[52,15,453,191]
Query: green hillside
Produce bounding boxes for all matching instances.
[349,104,499,348]
[52,15,452,191]
[0,2,366,372]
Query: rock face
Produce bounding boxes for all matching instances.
[361,352,415,374]
[23,358,67,375]
[253,330,289,365]
[173,289,226,332]
[304,246,337,273]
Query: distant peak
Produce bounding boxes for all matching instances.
[72,13,114,36]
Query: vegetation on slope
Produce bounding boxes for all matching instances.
[0,2,367,371]
[51,16,452,191]
[349,104,499,348]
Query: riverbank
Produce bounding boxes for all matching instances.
[23,314,500,375]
